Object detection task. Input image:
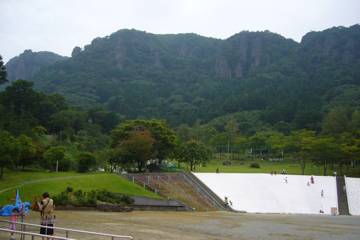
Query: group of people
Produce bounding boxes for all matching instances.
[270,169,288,175]
[224,196,233,207]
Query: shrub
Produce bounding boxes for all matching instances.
[77,152,96,172]
[249,162,260,168]
[222,160,231,166]
[96,189,134,205]
[66,187,73,193]
[53,191,70,206]
[52,187,133,207]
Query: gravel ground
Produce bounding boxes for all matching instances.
[1,211,360,240]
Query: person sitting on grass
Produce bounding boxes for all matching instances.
[37,192,55,240]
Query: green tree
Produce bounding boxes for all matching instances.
[176,140,212,171]
[43,146,70,171]
[0,55,7,84]
[49,110,86,139]
[338,133,360,175]
[322,108,350,135]
[225,118,239,159]
[249,131,269,156]
[288,130,316,175]
[17,134,36,170]
[266,131,288,158]
[77,152,97,172]
[176,124,192,142]
[111,119,177,164]
[350,110,360,133]
[115,130,156,172]
[107,148,124,172]
[0,131,17,178]
[308,137,342,176]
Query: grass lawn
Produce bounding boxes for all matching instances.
[193,160,320,175]
[193,159,360,177]
[0,171,160,205]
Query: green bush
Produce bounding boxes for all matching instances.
[53,191,70,206]
[77,152,97,172]
[96,189,134,205]
[52,187,133,207]
[249,162,260,168]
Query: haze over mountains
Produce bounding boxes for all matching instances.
[5,25,360,129]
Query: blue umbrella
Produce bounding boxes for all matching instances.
[0,189,31,216]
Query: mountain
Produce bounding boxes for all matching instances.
[5,50,67,81]
[6,25,360,128]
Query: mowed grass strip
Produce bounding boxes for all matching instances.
[194,160,322,175]
[194,159,360,177]
[0,172,161,205]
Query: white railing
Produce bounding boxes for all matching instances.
[0,220,133,240]
[0,227,74,240]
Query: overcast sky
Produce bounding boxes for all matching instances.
[1,0,359,62]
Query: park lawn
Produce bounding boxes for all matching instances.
[194,160,325,175]
[0,172,161,205]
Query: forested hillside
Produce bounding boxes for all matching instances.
[5,50,66,81]
[5,25,360,130]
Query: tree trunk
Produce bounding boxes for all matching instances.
[190,160,194,171]
[0,166,3,179]
[300,158,306,175]
[323,159,327,176]
[339,161,343,176]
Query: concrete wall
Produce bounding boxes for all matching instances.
[194,173,338,214]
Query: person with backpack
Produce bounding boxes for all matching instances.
[37,192,55,239]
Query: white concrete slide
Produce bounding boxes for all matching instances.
[345,177,360,216]
[194,173,338,214]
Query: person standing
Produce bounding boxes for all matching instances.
[310,175,314,184]
[284,177,288,184]
[37,192,55,239]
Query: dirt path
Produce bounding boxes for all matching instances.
[1,211,359,240]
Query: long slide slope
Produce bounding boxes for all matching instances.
[345,177,360,215]
[194,173,338,214]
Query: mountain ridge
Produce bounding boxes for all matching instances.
[4,25,360,127]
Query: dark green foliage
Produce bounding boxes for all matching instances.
[95,189,133,205]
[111,119,177,162]
[1,26,360,177]
[249,162,260,168]
[0,80,68,135]
[77,152,97,172]
[88,108,120,133]
[5,50,66,81]
[113,129,156,172]
[176,140,212,171]
[0,131,17,178]
[14,25,358,129]
[16,134,36,169]
[53,187,133,207]
[43,146,71,171]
